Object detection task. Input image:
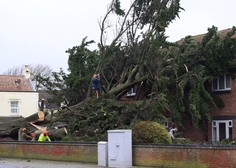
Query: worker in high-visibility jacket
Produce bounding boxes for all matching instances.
[38,131,51,142]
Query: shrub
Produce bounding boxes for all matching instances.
[132,121,172,144]
[174,138,191,144]
[220,138,236,145]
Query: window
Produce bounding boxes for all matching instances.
[10,100,19,115]
[127,86,137,96]
[212,74,231,91]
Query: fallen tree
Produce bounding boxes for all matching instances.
[0,98,145,141]
[0,108,66,141]
[0,111,47,139]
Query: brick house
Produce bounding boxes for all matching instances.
[182,71,236,143]
[122,28,236,143]
[181,28,236,143]
[208,73,236,142]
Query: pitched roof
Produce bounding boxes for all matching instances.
[176,28,236,44]
[0,75,33,92]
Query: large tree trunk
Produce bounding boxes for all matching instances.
[0,112,46,137]
[0,110,56,140]
[105,75,149,99]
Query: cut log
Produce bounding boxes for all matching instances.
[30,122,47,131]
[25,111,45,122]
[0,98,61,140]
[0,111,47,139]
[34,127,68,141]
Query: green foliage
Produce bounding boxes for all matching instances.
[112,0,125,16]
[212,94,225,108]
[200,26,236,76]
[174,138,191,144]
[93,0,184,100]
[219,138,236,145]
[132,121,172,144]
[65,37,99,104]
[134,0,183,31]
[155,26,236,129]
[53,98,143,142]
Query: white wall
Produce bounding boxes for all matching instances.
[0,92,39,117]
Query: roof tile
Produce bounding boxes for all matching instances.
[0,75,32,92]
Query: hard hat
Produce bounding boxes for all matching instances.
[43,131,48,136]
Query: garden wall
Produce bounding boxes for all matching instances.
[0,141,235,168]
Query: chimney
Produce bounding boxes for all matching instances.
[22,65,31,79]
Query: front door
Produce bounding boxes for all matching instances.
[212,120,232,142]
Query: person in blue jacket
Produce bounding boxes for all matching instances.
[92,74,100,98]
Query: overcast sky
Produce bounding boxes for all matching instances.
[0,0,235,74]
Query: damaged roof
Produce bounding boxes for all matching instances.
[0,75,33,92]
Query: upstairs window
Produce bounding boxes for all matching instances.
[127,86,137,96]
[212,74,231,91]
[10,100,19,115]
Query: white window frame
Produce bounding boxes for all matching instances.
[212,120,232,142]
[127,86,137,96]
[10,100,19,116]
[212,74,231,91]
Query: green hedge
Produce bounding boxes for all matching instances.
[132,121,172,144]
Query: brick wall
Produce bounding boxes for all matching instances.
[0,142,236,168]
[133,144,236,168]
[0,141,97,163]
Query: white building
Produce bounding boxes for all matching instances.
[0,66,39,119]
